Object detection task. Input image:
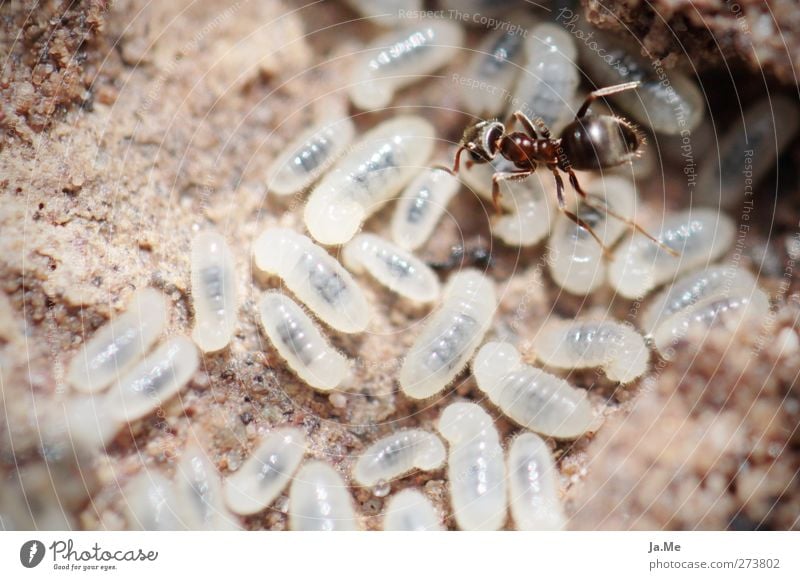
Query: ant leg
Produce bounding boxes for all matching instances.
[551,168,612,258]
[491,170,533,213]
[566,169,679,257]
[505,111,539,139]
[576,81,641,119]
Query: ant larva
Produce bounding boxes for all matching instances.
[447,81,676,256]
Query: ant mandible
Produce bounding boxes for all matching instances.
[447,81,675,256]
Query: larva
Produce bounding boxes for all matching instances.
[390,167,460,251]
[399,269,496,400]
[438,402,507,531]
[383,489,444,531]
[349,21,464,110]
[342,233,441,303]
[267,117,356,196]
[253,228,371,333]
[67,287,167,394]
[224,427,306,516]
[532,319,650,384]
[608,209,735,299]
[507,433,566,531]
[344,0,421,27]
[175,442,239,530]
[288,461,358,531]
[191,231,237,353]
[124,471,184,531]
[352,429,446,487]
[257,291,351,391]
[304,116,435,246]
[473,341,598,439]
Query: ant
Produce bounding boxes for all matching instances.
[446,81,676,256]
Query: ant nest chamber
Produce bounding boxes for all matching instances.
[2,0,800,532]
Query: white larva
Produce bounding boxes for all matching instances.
[304,116,435,246]
[342,233,441,303]
[548,176,637,295]
[652,290,770,359]
[106,335,199,424]
[175,442,239,530]
[399,269,496,400]
[191,231,237,353]
[63,394,119,451]
[579,31,704,135]
[267,117,356,196]
[390,167,460,251]
[349,21,464,110]
[461,26,529,116]
[438,402,507,531]
[511,23,579,134]
[608,209,735,299]
[352,429,446,487]
[493,176,555,247]
[124,471,184,530]
[67,287,167,394]
[253,228,371,333]
[531,319,650,384]
[383,488,444,531]
[696,96,799,209]
[257,291,350,391]
[344,0,421,27]
[641,265,757,336]
[507,433,566,531]
[289,461,358,531]
[223,427,306,516]
[473,341,598,439]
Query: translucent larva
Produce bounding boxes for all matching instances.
[641,266,757,336]
[106,336,199,424]
[473,342,598,439]
[191,231,237,353]
[512,23,579,134]
[349,21,464,110]
[383,489,444,531]
[438,402,507,531]
[67,288,167,394]
[124,471,184,530]
[342,233,441,303]
[344,0,421,27]
[257,292,350,391]
[579,31,704,135]
[289,461,358,531]
[548,176,637,294]
[461,27,528,116]
[493,177,555,247]
[304,116,435,246]
[352,429,446,486]
[507,433,565,531]
[652,290,770,359]
[223,427,306,516]
[390,167,460,251]
[253,228,371,333]
[608,209,735,299]
[696,96,799,209]
[267,117,356,196]
[175,442,239,530]
[63,394,119,451]
[532,319,650,384]
[399,269,496,400]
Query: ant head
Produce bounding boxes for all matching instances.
[460,120,505,163]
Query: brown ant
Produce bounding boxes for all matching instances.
[446,81,676,256]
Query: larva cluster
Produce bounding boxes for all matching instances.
[532,319,650,384]
[473,342,598,439]
[399,269,496,399]
[349,21,464,110]
[352,429,446,487]
[253,228,371,333]
[304,116,435,245]
[438,402,507,531]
